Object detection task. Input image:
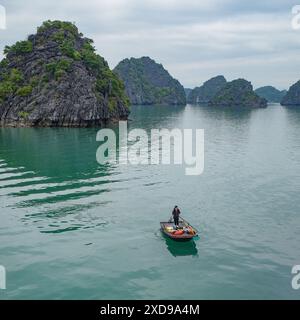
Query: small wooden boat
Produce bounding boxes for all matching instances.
[160,217,198,241]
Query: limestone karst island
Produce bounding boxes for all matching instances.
[1,20,300,128]
[0,21,130,127]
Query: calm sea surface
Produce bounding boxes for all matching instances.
[0,104,300,299]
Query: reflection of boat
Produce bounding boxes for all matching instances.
[164,235,198,257]
[160,217,198,241]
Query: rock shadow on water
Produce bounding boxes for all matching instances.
[163,235,198,257]
[283,105,300,124]
[0,127,114,179]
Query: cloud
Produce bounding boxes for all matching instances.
[0,0,298,89]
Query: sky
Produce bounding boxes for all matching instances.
[0,0,299,90]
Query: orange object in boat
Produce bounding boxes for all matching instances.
[188,226,196,235]
[174,230,184,235]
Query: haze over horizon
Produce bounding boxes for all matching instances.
[0,0,299,90]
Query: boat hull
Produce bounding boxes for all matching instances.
[160,221,198,241]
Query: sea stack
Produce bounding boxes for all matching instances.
[280,80,300,106]
[114,56,186,105]
[187,75,227,104]
[0,20,130,127]
[209,79,267,108]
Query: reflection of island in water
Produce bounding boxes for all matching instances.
[284,105,300,125]
[0,127,104,178]
[0,127,117,235]
[163,235,198,257]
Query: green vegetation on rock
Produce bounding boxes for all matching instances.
[46,59,72,80]
[16,85,33,97]
[0,68,24,102]
[4,41,33,55]
[0,20,130,126]
[187,75,227,104]
[18,111,29,119]
[209,79,267,108]
[114,56,186,105]
[37,20,79,36]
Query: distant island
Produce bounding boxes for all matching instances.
[281,80,300,106]
[255,86,287,103]
[184,88,192,98]
[187,76,267,108]
[0,20,130,127]
[114,56,186,105]
[187,75,227,104]
[209,79,267,108]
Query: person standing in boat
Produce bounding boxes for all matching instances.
[172,206,181,228]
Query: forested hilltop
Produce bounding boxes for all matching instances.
[114,57,186,105]
[187,75,227,104]
[209,79,267,108]
[0,20,130,127]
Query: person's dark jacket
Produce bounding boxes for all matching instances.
[172,208,181,217]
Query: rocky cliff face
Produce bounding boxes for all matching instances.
[114,57,186,105]
[281,80,300,106]
[209,79,267,108]
[0,20,130,127]
[187,75,227,104]
[255,86,286,103]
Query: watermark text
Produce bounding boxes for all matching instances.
[292,265,300,290]
[292,5,300,30]
[96,121,204,176]
[0,5,6,30]
[0,265,6,290]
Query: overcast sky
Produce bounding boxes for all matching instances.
[0,0,299,90]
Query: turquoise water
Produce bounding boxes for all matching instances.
[0,104,300,299]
